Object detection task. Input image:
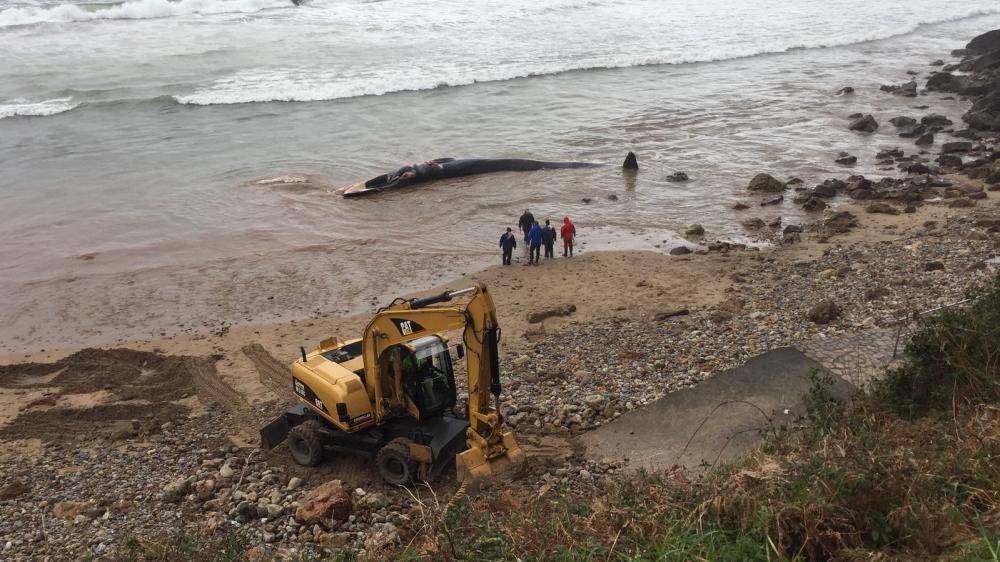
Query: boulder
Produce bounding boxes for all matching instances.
[732,202,750,210]
[936,154,963,168]
[807,300,841,324]
[834,154,857,165]
[848,114,879,133]
[906,162,932,175]
[892,81,918,97]
[669,246,691,256]
[914,133,934,146]
[742,218,766,229]
[867,202,899,215]
[921,114,952,127]
[747,173,786,192]
[967,29,1000,53]
[942,141,972,153]
[930,59,945,66]
[836,86,855,95]
[876,148,905,159]
[825,211,858,233]
[685,224,705,236]
[527,304,577,324]
[803,197,827,212]
[926,72,959,92]
[295,480,352,525]
[889,116,917,128]
[666,171,689,182]
[898,124,926,138]
[783,224,802,234]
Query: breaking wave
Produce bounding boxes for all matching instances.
[0,0,288,27]
[174,6,1000,106]
[0,97,80,119]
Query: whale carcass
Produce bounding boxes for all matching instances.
[337,157,607,198]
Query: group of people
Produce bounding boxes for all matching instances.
[498,209,577,266]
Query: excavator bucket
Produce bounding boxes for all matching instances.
[455,430,527,485]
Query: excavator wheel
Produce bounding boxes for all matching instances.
[374,438,417,486]
[288,420,325,467]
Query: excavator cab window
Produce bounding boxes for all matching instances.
[399,336,456,419]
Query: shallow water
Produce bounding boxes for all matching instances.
[2,0,999,350]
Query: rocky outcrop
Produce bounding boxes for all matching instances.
[956,30,1000,131]
[848,114,879,133]
[747,173,786,192]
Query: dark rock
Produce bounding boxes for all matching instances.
[906,162,932,174]
[803,197,827,212]
[787,177,804,185]
[867,202,899,215]
[782,232,801,245]
[825,211,858,233]
[732,202,749,210]
[747,173,786,192]
[807,300,841,324]
[936,154,963,168]
[968,191,988,200]
[581,198,592,203]
[929,59,944,66]
[654,309,690,321]
[669,246,692,256]
[892,81,918,97]
[876,147,905,159]
[783,225,802,234]
[914,133,934,146]
[836,86,854,95]
[942,141,972,153]
[848,114,879,133]
[898,124,926,138]
[622,151,638,170]
[760,195,783,206]
[903,205,917,213]
[527,304,577,324]
[921,114,952,127]
[848,112,864,119]
[967,29,1000,53]
[835,154,858,165]
[923,261,945,271]
[742,218,766,229]
[889,116,917,128]
[685,224,705,236]
[666,171,689,182]
[926,72,959,92]
[768,217,782,228]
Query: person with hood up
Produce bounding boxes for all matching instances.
[499,227,517,265]
[518,209,535,243]
[560,217,576,257]
[542,219,557,259]
[527,221,544,265]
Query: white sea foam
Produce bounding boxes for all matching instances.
[0,0,287,27]
[0,97,80,119]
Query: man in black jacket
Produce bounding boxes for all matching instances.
[518,209,535,243]
[499,227,517,265]
[542,220,557,259]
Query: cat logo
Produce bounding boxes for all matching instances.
[391,318,425,336]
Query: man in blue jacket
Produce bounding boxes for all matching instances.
[499,227,517,265]
[527,221,544,265]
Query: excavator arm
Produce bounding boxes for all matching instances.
[362,285,526,483]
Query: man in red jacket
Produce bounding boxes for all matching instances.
[560,217,577,257]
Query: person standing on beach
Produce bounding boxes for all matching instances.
[560,216,576,257]
[527,221,543,265]
[499,227,517,265]
[542,220,557,259]
[518,209,535,243]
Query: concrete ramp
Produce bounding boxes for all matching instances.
[581,347,854,472]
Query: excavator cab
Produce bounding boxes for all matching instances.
[397,336,457,419]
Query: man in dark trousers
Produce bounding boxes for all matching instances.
[527,221,544,265]
[518,209,535,243]
[499,227,517,265]
[542,220,557,259]
[560,216,577,257]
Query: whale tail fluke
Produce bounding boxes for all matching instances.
[623,151,638,170]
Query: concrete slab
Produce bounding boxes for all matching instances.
[581,347,855,472]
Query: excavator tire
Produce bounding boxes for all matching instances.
[375,438,417,486]
[288,420,325,467]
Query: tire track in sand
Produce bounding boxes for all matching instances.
[241,344,296,403]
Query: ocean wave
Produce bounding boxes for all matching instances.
[174,6,1000,106]
[0,97,80,119]
[0,0,288,27]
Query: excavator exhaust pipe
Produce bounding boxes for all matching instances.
[455,431,527,485]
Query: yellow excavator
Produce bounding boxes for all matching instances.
[260,284,526,485]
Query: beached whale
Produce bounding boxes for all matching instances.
[338,153,637,197]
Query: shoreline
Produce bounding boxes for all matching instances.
[1,26,999,560]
